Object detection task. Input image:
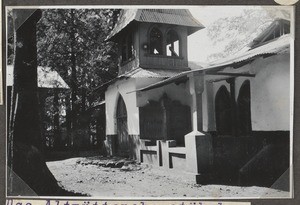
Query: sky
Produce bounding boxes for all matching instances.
[188,6,245,63]
[187,6,292,63]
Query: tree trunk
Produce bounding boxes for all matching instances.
[65,94,72,147]
[81,87,86,112]
[53,89,61,149]
[8,9,61,196]
[70,9,77,147]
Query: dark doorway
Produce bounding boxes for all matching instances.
[237,80,252,135]
[215,85,232,135]
[116,95,129,156]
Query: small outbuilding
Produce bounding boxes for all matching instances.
[7,65,70,150]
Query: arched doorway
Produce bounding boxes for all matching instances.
[215,85,232,135]
[237,80,252,135]
[116,95,129,156]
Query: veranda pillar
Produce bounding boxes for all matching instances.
[185,71,213,184]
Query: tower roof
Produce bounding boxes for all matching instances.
[107,9,205,41]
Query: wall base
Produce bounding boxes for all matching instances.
[184,172,214,185]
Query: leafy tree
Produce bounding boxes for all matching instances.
[7,8,120,195]
[7,9,120,151]
[36,9,120,148]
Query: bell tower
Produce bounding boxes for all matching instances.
[107,9,204,75]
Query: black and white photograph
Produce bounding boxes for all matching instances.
[6,5,294,198]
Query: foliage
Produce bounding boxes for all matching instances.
[207,7,291,61]
[37,9,120,105]
[35,9,120,149]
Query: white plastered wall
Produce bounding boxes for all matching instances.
[249,53,290,131]
[105,78,139,135]
[205,52,290,132]
[136,78,191,108]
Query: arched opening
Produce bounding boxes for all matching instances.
[121,38,127,62]
[237,80,252,135]
[166,29,180,57]
[116,95,129,156]
[215,85,232,135]
[149,27,163,55]
[127,34,133,59]
[121,33,133,63]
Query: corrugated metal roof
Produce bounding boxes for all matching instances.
[123,67,184,78]
[107,9,204,41]
[249,18,290,48]
[6,65,69,89]
[211,34,290,67]
[188,61,212,70]
[134,34,291,93]
[92,67,184,93]
[139,9,203,28]
[106,9,139,41]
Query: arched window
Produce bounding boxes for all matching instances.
[237,80,251,135]
[116,95,129,156]
[121,33,134,63]
[121,38,127,62]
[149,27,163,55]
[166,30,180,57]
[127,34,133,59]
[215,85,232,135]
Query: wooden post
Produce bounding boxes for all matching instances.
[161,94,170,140]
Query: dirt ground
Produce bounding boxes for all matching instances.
[46,156,290,198]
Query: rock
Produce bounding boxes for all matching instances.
[92,161,98,165]
[120,165,129,171]
[105,162,115,168]
[115,161,125,168]
[123,161,131,166]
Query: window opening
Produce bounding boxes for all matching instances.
[121,38,127,62]
[150,27,163,55]
[121,33,134,63]
[127,34,133,59]
[166,30,180,57]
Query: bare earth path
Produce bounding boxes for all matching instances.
[46,156,290,198]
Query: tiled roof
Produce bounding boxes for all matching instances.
[6,65,69,89]
[107,9,204,40]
